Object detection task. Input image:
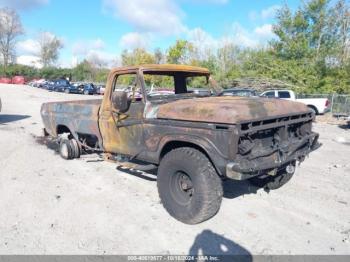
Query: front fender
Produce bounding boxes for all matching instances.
[156,135,229,176]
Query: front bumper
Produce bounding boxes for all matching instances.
[226,132,321,180]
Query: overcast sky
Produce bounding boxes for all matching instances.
[0,0,300,68]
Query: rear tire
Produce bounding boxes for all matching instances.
[157,147,223,224]
[59,139,74,160]
[70,139,81,159]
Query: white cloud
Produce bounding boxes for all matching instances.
[15,32,64,68]
[16,55,42,68]
[261,5,280,19]
[72,39,106,56]
[103,0,186,35]
[254,24,274,39]
[187,27,219,56]
[186,23,275,53]
[0,0,49,10]
[86,50,118,67]
[230,23,258,48]
[120,32,150,50]
[229,23,275,47]
[39,31,60,43]
[16,39,39,55]
[92,38,105,49]
[189,0,228,4]
[249,5,280,21]
[71,38,117,68]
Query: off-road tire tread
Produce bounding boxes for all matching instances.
[157,147,223,224]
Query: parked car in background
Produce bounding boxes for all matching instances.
[97,85,106,95]
[12,76,26,85]
[188,88,212,96]
[37,79,47,88]
[58,84,82,94]
[0,77,12,84]
[28,79,46,88]
[47,79,78,93]
[79,83,98,95]
[220,88,257,97]
[28,81,37,87]
[260,90,330,115]
[42,81,54,90]
[70,83,98,95]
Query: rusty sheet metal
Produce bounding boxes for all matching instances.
[109,64,210,76]
[41,99,102,146]
[98,102,145,156]
[41,64,319,179]
[156,96,309,124]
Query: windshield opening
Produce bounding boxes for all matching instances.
[142,71,219,100]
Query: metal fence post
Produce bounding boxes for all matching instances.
[331,93,335,114]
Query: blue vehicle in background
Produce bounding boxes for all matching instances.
[39,79,98,95]
[46,79,71,93]
[47,79,82,94]
[72,83,98,95]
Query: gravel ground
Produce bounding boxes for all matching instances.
[0,84,349,255]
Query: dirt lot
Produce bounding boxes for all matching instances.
[0,84,350,255]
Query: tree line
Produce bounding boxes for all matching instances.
[0,0,349,93]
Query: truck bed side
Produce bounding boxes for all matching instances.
[296,98,330,114]
[41,99,103,148]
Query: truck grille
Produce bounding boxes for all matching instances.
[238,112,314,134]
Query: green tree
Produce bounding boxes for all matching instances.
[121,48,155,66]
[166,40,194,64]
[72,60,94,81]
[272,6,310,60]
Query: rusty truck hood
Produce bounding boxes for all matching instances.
[155,96,309,124]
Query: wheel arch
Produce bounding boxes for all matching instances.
[307,105,319,115]
[56,124,72,135]
[159,139,225,177]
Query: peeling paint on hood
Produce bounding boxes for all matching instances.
[156,96,310,124]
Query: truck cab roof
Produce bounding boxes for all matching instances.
[110,64,210,75]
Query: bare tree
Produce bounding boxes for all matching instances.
[87,52,107,69]
[335,0,350,64]
[38,31,63,67]
[0,8,23,71]
[154,48,164,64]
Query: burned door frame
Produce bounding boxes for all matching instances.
[99,69,146,157]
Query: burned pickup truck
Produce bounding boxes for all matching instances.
[41,64,320,224]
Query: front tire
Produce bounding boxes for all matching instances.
[157,147,223,224]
